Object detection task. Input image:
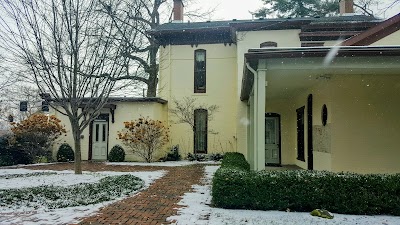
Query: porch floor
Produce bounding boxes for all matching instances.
[264,165,303,171]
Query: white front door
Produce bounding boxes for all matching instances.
[92,120,108,160]
[265,116,280,165]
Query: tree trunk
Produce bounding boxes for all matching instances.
[71,120,82,174]
[146,81,157,97]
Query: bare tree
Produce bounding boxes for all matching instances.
[98,0,214,97]
[0,0,129,174]
[169,97,219,155]
[169,97,219,130]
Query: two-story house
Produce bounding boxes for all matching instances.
[53,0,400,173]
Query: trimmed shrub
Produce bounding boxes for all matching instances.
[186,153,206,161]
[0,136,13,166]
[108,145,125,162]
[212,166,400,216]
[220,152,250,171]
[209,153,224,161]
[57,143,74,162]
[164,145,181,161]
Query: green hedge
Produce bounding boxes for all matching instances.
[108,145,126,162]
[220,152,250,171]
[212,153,400,216]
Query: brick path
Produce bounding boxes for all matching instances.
[25,162,205,225]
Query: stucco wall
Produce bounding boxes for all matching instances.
[266,79,333,170]
[267,73,400,173]
[330,75,400,174]
[52,102,166,162]
[236,30,302,158]
[370,29,400,46]
[158,44,238,156]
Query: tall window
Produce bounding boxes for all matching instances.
[194,49,206,93]
[194,109,208,154]
[296,106,305,161]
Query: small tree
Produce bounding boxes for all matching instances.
[169,97,219,132]
[118,117,169,163]
[10,114,66,163]
[169,97,219,156]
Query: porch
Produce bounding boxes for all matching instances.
[242,46,400,173]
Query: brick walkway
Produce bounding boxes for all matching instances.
[25,162,205,225]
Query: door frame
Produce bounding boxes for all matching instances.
[88,114,110,160]
[265,112,281,166]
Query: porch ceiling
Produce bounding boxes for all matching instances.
[241,46,400,102]
[264,56,400,100]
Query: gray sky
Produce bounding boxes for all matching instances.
[198,0,400,20]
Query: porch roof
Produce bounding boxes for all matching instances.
[240,46,400,101]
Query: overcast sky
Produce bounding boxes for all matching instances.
[195,0,400,20]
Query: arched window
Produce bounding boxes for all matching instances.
[194,49,206,93]
[260,41,278,48]
[194,109,208,153]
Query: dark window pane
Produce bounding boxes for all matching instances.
[296,107,305,161]
[102,124,106,142]
[95,124,99,142]
[194,50,206,93]
[194,109,208,153]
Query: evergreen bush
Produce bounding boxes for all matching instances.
[212,153,400,216]
[108,145,125,162]
[164,145,181,161]
[56,143,74,162]
[220,152,250,171]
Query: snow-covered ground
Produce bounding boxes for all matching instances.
[168,166,400,225]
[0,168,165,225]
[106,160,220,167]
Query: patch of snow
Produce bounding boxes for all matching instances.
[0,168,165,225]
[0,170,104,189]
[1,162,59,169]
[167,166,400,225]
[106,160,220,167]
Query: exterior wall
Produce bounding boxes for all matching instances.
[267,73,400,173]
[52,102,166,162]
[236,30,302,158]
[266,80,333,170]
[158,44,238,156]
[370,29,400,46]
[330,75,400,174]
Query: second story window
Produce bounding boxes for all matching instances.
[194,49,206,93]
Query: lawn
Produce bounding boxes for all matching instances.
[0,167,165,225]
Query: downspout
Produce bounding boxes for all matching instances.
[245,62,257,170]
[246,62,257,76]
[168,44,172,129]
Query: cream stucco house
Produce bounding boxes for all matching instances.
[53,0,400,173]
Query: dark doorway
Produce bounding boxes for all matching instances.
[194,109,208,154]
[296,106,305,161]
[307,94,313,170]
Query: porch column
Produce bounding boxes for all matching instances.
[253,68,266,171]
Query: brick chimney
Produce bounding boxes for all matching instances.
[340,0,354,15]
[173,0,184,22]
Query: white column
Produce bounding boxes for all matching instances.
[254,69,266,171]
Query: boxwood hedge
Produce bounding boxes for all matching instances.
[212,152,400,216]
